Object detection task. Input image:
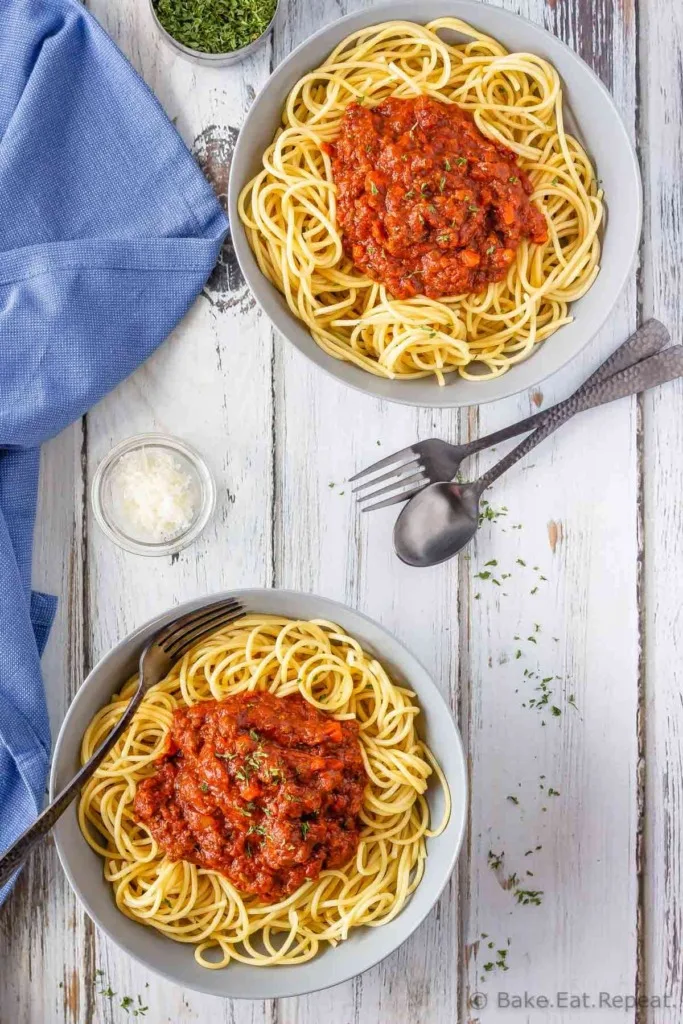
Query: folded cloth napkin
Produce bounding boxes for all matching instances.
[0,0,228,901]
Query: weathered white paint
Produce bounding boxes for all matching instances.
[1,0,680,1021]
[640,0,683,1021]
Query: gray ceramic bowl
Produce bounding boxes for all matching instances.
[51,589,467,998]
[228,0,641,408]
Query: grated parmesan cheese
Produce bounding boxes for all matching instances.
[108,447,198,543]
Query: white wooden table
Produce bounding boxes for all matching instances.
[2,0,681,1021]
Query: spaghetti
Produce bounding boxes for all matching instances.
[238,18,603,384]
[78,615,450,968]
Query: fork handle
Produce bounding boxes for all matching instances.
[0,688,144,890]
[477,345,683,493]
[462,319,669,458]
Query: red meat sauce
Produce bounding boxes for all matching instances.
[134,691,367,903]
[325,95,548,300]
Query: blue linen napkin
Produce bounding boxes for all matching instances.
[0,0,228,901]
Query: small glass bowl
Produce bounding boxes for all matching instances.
[91,433,216,557]
[148,0,280,67]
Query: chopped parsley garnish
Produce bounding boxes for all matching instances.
[456,156,467,166]
[200,782,209,793]
[508,175,519,184]
[486,245,496,255]
[443,158,451,170]
[468,204,479,213]
[439,175,446,192]
[370,181,378,195]
[152,0,278,55]
[515,888,544,906]
[300,821,311,839]
[249,729,261,742]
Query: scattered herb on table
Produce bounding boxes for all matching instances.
[478,499,508,526]
[153,0,278,55]
[514,887,544,906]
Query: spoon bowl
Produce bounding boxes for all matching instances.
[394,482,481,566]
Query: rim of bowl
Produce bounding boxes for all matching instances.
[227,0,642,409]
[50,588,468,999]
[147,0,280,66]
[91,433,216,557]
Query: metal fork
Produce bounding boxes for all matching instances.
[352,319,669,512]
[0,597,245,889]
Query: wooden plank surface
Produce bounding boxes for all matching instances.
[2,0,681,1022]
[639,0,683,1021]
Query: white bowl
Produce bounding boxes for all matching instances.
[228,0,641,408]
[51,589,467,998]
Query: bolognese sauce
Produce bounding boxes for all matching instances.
[134,691,367,902]
[326,95,548,300]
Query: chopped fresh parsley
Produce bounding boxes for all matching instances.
[515,888,543,906]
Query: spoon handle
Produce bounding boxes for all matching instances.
[463,319,669,457]
[477,345,683,492]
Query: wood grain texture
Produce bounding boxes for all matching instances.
[639,0,683,1019]
[3,0,679,1022]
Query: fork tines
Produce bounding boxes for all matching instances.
[351,445,429,513]
[160,598,245,659]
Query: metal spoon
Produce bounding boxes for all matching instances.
[394,345,683,567]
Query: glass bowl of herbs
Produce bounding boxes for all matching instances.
[149,0,280,66]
